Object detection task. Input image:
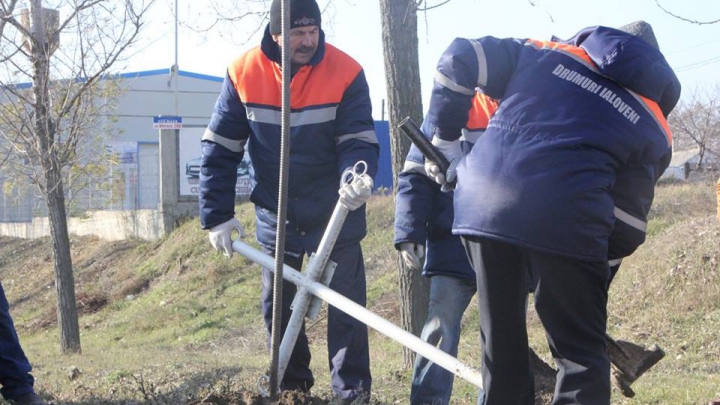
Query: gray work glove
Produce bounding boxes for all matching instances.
[399,242,425,271]
[424,137,462,187]
[208,218,245,258]
[339,172,374,211]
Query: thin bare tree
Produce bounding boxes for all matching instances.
[0,0,155,354]
[668,86,720,171]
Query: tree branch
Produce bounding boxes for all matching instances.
[0,0,20,39]
[416,0,453,12]
[655,0,720,25]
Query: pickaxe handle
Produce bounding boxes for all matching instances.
[398,117,456,190]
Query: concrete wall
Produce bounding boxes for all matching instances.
[0,70,219,241]
[159,128,200,235]
[0,209,165,241]
[0,128,195,242]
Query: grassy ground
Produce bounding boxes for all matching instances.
[1,180,720,404]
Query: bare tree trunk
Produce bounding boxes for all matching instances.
[379,0,429,368]
[30,0,81,354]
[46,170,81,353]
[697,145,706,172]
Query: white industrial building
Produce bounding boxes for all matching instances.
[108,69,224,209]
[0,68,392,240]
[0,69,223,236]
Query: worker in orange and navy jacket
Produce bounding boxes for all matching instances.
[422,21,680,405]
[198,0,378,401]
[394,92,497,405]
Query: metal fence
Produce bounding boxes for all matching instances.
[0,147,159,223]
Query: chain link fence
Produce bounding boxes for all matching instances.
[0,147,160,223]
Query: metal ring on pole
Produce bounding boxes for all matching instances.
[268,0,292,398]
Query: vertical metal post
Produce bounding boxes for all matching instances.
[269,0,291,397]
[173,0,179,115]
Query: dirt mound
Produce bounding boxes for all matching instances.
[180,355,557,405]
[1,235,145,332]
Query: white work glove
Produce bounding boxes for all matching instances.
[208,218,245,258]
[399,242,425,271]
[424,137,462,188]
[339,171,374,211]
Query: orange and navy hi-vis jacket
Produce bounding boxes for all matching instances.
[394,93,498,280]
[199,27,379,254]
[425,26,680,262]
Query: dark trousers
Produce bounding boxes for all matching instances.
[0,282,35,401]
[461,237,611,405]
[261,242,371,400]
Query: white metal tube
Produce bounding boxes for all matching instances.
[303,202,349,279]
[233,240,484,389]
[277,202,349,383]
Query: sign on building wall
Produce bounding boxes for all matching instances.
[153,115,183,130]
[178,127,253,197]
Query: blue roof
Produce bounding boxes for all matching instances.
[116,69,224,83]
[5,69,223,90]
[11,82,32,89]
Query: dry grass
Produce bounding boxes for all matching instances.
[1,181,720,404]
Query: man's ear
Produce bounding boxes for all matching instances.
[272,34,281,44]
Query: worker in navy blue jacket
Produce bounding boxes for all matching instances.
[198,0,378,401]
[423,21,680,405]
[394,93,497,405]
[1,283,47,405]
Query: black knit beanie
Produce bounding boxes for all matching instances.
[269,0,322,35]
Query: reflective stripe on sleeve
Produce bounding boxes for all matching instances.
[202,129,246,153]
[434,71,475,96]
[460,128,484,144]
[402,160,425,175]
[336,130,378,145]
[468,39,488,87]
[614,206,647,232]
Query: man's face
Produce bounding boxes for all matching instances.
[273,25,319,65]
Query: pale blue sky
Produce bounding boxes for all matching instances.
[128,0,720,120]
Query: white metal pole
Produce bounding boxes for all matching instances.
[232,240,485,389]
[276,201,349,384]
